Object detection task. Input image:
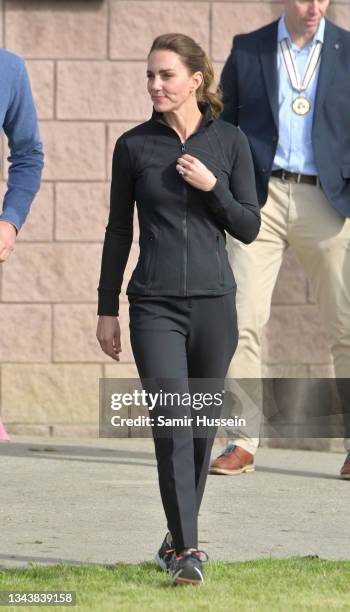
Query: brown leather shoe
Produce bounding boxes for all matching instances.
[340,452,350,480]
[209,445,255,475]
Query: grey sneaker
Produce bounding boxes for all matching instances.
[155,533,175,571]
[171,550,208,585]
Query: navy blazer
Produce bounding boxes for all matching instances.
[220,19,350,218]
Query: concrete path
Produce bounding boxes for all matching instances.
[0,437,348,568]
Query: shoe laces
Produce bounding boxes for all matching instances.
[165,533,175,554]
[176,549,209,563]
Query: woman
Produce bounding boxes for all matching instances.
[97,33,260,586]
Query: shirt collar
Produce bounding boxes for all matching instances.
[151,100,214,128]
[278,15,325,47]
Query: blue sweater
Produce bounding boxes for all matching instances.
[0,49,44,231]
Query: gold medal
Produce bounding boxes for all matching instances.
[292,96,311,116]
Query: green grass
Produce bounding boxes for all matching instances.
[1,558,350,611]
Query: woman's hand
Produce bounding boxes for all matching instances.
[176,154,217,192]
[96,316,121,361]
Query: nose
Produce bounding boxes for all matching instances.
[309,1,319,14]
[151,75,163,92]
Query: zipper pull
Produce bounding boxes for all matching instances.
[181,142,186,153]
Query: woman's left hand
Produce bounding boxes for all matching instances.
[176,154,217,192]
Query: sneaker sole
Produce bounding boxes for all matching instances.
[209,464,255,475]
[172,567,203,586]
[154,552,168,572]
[339,473,350,480]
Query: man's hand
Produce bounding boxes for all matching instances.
[176,154,217,191]
[0,221,17,263]
[96,316,122,361]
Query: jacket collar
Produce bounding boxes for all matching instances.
[151,100,214,129]
[259,20,279,130]
[313,19,342,120]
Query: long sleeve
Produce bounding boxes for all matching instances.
[202,128,261,244]
[0,58,44,231]
[219,37,240,127]
[98,135,135,316]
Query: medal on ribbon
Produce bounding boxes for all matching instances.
[292,96,311,116]
[279,38,322,116]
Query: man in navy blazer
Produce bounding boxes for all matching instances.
[210,0,350,479]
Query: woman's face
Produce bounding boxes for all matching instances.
[147,50,202,113]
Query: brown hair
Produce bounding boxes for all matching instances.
[149,33,223,118]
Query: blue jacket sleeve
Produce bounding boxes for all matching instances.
[0,58,44,231]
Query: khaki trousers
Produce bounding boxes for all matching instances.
[226,177,350,454]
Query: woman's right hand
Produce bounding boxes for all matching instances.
[96,316,121,361]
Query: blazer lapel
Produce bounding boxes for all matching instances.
[314,20,341,120]
[259,21,279,130]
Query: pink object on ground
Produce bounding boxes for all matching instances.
[0,417,10,442]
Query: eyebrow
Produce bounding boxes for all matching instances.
[146,68,176,75]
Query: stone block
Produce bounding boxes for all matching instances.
[104,363,139,378]
[107,123,139,180]
[272,249,308,305]
[212,2,283,61]
[328,4,350,28]
[57,62,151,120]
[26,61,54,120]
[53,302,133,364]
[1,364,102,423]
[5,1,107,59]
[40,122,106,181]
[6,424,51,436]
[213,62,225,91]
[2,243,102,302]
[0,305,51,362]
[263,304,331,364]
[55,182,110,241]
[110,1,210,59]
[16,183,54,242]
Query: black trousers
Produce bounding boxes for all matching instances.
[129,292,238,552]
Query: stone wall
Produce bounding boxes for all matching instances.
[0,1,349,437]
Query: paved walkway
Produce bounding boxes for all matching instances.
[0,437,348,568]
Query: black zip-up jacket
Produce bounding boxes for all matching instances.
[98,102,260,316]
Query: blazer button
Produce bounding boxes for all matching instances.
[272,135,277,142]
[261,167,267,173]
